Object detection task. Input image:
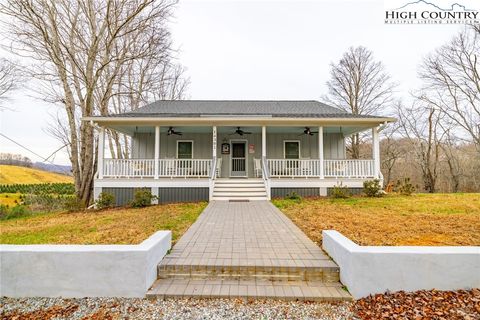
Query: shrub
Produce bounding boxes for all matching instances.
[95,192,115,209]
[363,179,383,197]
[0,204,9,217]
[0,204,31,220]
[62,195,84,212]
[395,178,416,196]
[331,183,350,199]
[130,189,157,208]
[284,192,302,201]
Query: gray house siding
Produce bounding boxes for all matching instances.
[131,131,346,178]
[132,132,213,159]
[102,187,136,206]
[102,187,208,206]
[271,187,321,198]
[157,187,209,204]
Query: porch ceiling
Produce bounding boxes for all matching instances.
[107,125,373,137]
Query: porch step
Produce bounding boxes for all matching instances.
[147,278,352,301]
[213,191,267,196]
[157,257,339,282]
[212,179,268,202]
[214,184,265,188]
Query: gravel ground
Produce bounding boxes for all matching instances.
[0,297,354,320]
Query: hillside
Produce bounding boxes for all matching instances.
[0,165,73,184]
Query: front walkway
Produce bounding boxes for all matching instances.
[168,201,334,268]
[148,201,351,301]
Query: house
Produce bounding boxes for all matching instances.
[83,100,395,204]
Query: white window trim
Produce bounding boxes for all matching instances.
[283,140,301,159]
[176,140,194,159]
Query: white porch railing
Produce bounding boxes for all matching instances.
[267,159,375,178]
[158,159,212,177]
[267,159,322,177]
[324,159,375,178]
[104,159,155,178]
[103,159,212,178]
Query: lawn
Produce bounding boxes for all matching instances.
[273,193,480,246]
[0,202,207,245]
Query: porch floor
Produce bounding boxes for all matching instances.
[147,201,351,301]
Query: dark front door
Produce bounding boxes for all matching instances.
[231,142,246,177]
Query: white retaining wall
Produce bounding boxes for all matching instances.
[322,230,480,299]
[0,231,171,298]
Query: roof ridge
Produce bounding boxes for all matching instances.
[138,99,322,102]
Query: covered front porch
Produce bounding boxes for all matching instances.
[96,125,381,181]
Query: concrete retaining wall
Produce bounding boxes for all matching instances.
[322,230,480,299]
[0,231,171,298]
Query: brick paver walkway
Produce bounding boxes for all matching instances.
[167,201,335,268]
[147,201,351,301]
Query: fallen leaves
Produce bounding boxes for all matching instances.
[353,289,480,320]
[1,303,79,320]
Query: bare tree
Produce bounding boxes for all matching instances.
[1,0,180,205]
[325,46,397,158]
[380,122,403,186]
[419,26,480,150]
[398,103,446,193]
[0,58,18,109]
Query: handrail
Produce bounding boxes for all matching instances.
[210,157,218,180]
[208,158,218,201]
[261,156,271,200]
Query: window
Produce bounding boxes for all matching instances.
[177,141,193,159]
[284,141,300,159]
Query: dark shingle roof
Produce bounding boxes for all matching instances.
[104,100,384,119]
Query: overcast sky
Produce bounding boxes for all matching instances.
[0,0,468,165]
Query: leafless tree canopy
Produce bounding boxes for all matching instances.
[0,58,18,109]
[1,0,187,205]
[325,46,397,158]
[419,26,480,149]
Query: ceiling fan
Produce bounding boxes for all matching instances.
[299,127,318,136]
[167,127,183,136]
[230,127,252,136]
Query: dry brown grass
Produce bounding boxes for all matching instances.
[273,193,480,246]
[0,202,207,245]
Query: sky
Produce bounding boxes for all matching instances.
[0,0,469,165]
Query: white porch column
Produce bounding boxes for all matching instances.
[154,126,160,179]
[372,126,380,178]
[318,126,324,179]
[212,126,217,166]
[212,126,217,159]
[98,127,105,179]
[261,126,266,158]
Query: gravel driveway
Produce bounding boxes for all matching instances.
[1,297,353,320]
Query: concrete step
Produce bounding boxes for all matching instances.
[157,257,339,282]
[146,278,352,301]
[213,188,266,192]
[215,179,263,183]
[211,197,269,201]
[212,192,267,197]
[214,184,265,188]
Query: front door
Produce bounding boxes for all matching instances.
[231,142,246,177]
